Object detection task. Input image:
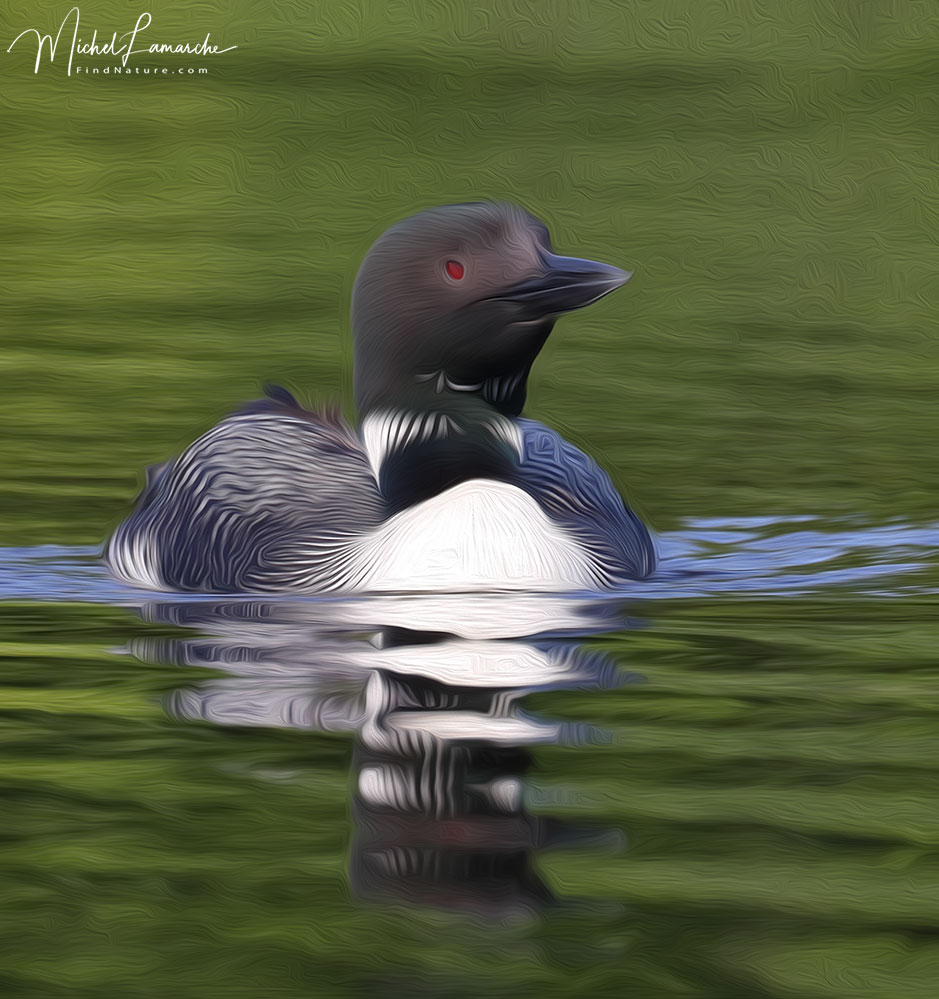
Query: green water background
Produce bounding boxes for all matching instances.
[1,2,938,996]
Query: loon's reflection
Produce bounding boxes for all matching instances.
[128,593,634,916]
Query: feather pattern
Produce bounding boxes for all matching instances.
[106,395,384,592]
[107,394,654,593]
[514,419,656,584]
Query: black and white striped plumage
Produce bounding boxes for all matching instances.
[107,395,383,592]
[107,392,654,593]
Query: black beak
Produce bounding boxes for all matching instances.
[496,249,632,315]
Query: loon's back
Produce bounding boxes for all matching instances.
[106,397,384,593]
[107,396,654,594]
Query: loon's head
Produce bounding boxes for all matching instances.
[352,202,631,418]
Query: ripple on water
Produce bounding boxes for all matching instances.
[1,515,937,603]
[3,516,939,949]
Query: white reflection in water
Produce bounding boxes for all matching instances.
[128,594,632,916]
[10,515,938,913]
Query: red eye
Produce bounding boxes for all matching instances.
[445,259,465,280]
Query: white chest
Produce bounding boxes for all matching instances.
[351,478,596,593]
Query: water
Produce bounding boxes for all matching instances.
[2,518,938,997]
[5,515,939,602]
[4,5,939,991]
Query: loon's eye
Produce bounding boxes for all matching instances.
[445,259,465,280]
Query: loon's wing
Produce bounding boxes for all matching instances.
[515,418,656,584]
[106,389,384,593]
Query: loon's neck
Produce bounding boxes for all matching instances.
[409,365,532,417]
[353,314,556,422]
[358,359,533,420]
[359,395,524,515]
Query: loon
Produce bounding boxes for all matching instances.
[107,202,655,593]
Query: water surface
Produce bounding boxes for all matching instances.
[2,518,937,998]
[3,5,939,993]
